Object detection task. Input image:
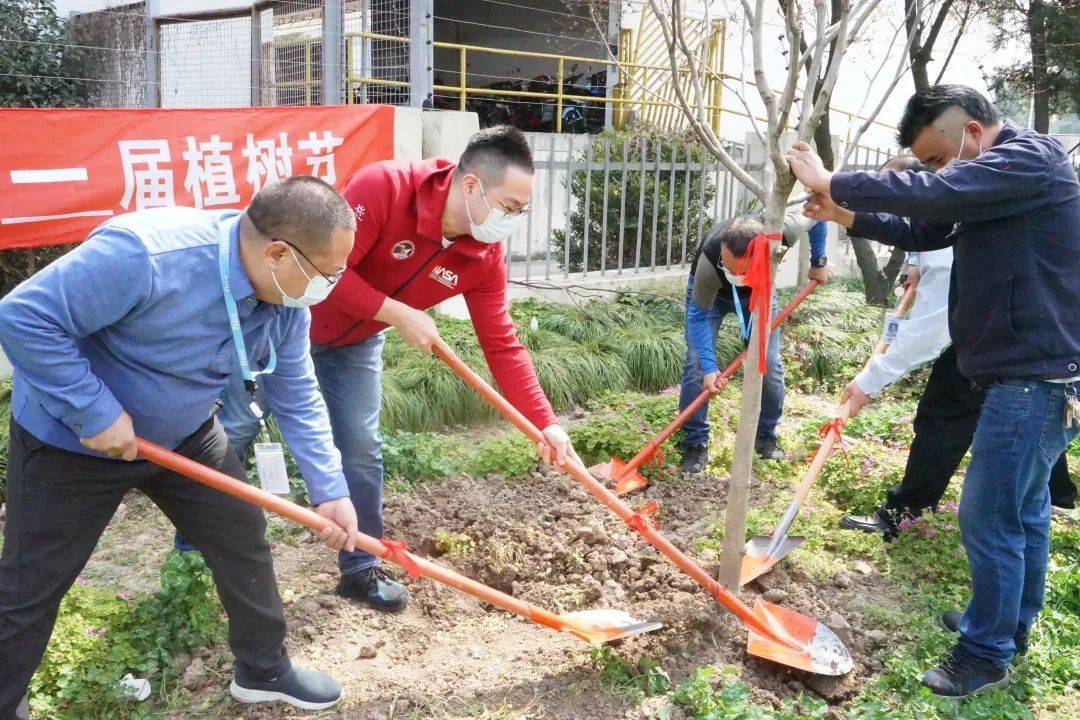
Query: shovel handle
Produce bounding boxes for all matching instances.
[763,283,918,552]
[616,280,821,478]
[134,438,601,644]
[432,345,796,647]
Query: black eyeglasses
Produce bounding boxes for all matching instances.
[276,239,344,285]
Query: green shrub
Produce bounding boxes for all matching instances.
[31,552,223,719]
[815,440,905,515]
[382,430,467,485]
[844,401,917,447]
[675,667,827,720]
[552,126,717,274]
[128,552,225,674]
[467,433,537,477]
[590,647,671,703]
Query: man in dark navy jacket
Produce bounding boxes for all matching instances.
[787,85,1080,698]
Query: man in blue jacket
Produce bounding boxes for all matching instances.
[678,213,831,472]
[0,177,360,717]
[788,85,1080,698]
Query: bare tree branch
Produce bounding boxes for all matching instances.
[776,0,806,134]
[745,0,779,133]
[648,0,768,198]
[799,0,851,143]
[796,0,831,132]
[933,0,973,84]
[836,0,920,163]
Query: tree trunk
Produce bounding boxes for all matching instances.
[1028,0,1050,133]
[717,189,787,589]
[850,235,906,306]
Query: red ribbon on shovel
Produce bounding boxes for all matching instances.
[380,538,423,578]
[818,418,847,457]
[625,501,660,533]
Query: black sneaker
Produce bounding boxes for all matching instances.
[336,565,410,612]
[940,610,1028,658]
[230,666,342,710]
[922,644,1009,698]
[840,507,898,541]
[755,436,785,461]
[679,444,709,474]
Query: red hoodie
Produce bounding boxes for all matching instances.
[311,158,557,430]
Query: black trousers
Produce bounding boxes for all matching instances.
[882,345,1077,517]
[0,418,291,720]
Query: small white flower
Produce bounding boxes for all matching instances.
[530,317,539,332]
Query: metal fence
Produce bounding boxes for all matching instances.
[508,132,750,282]
[506,132,904,283]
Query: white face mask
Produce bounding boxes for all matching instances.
[722,265,746,287]
[944,125,983,170]
[272,247,334,308]
[465,179,526,244]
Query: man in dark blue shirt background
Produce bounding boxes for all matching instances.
[788,85,1080,698]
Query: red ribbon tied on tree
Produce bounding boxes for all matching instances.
[745,232,782,374]
[625,500,661,533]
[818,417,847,457]
[379,538,423,579]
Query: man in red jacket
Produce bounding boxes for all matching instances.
[217,126,578,611]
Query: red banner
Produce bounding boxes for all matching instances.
[0,105,395,250]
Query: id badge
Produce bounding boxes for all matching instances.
[254,442,290,495]
[882,311,903,344]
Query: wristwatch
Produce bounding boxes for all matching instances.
[810,255,828,269]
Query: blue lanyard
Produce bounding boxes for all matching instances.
[732,285,751,341]
[218,220,276,396]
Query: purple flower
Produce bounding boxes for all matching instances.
[117,593,132,602]
[660,386,679,396]
[943,524,955,531]
[925,529,937,538]
[75,577,88,586]
[944,501,959,512]
[85,627,106,638]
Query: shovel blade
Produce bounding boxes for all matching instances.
[589,457,648,494]
[561,609,663,645]
[739,535,806,586]
[612,462,648,495]
[588,458,618,481]
[746,599,853,676]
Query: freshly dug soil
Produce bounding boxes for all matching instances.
[176,465,901,719]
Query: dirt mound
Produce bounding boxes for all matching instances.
[272,467,889,717]
[103,465,897,719]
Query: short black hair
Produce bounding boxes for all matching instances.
[897,84,1000,148]
[247,175,355,254]
[458,125,534,183]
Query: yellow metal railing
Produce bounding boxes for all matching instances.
[338,31,897,143]
[271,37,319,106]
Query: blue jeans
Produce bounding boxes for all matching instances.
[209,333,387,576]
[678,279,784,447]
[956,379,1078,666]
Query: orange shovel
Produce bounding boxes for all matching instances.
[740,285,918,585]
[590,281,821,494]
[136,439,662,646]
[434,342,853,676]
